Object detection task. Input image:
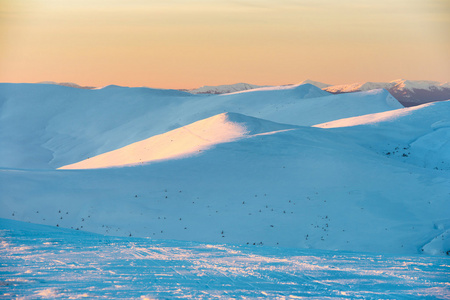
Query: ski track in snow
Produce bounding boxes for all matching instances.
[1,220,449,299]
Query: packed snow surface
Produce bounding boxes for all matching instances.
[1,219,449,299]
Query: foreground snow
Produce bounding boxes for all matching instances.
[1,219,449,299]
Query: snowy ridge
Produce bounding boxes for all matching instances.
[315,100,450,172]
[298,79,331,89]
[315,103,432,128]
[324,79,450,93]
[189,80,331,95]
[224,82,330,95]
[38,81,95,89]
[0,83,401,169]
[189,83,268,94]
[60,113,297,169]
[324,79,450,106]
[393,79,450,91]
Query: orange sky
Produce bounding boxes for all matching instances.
[0,0,449,89]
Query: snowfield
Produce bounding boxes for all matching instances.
[1,82,449,298]
[1,219,449,299]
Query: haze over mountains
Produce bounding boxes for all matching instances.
[1,81,449,256]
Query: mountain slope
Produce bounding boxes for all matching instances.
[1,114,448,255]
[38,81,96,89]
[0,83,402,169]
[189,83,268,94]
[188,80,331,94]
[198,85,402,126]
[60,113,297,169]
[324,79,450,107]
[298,79,331,89]
[315,100,450,171]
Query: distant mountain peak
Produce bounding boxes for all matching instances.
[324,79,450,107]
[189,81,334,95]
[298,79,331,89]
[38,81,95,89]
[189,83,269,94]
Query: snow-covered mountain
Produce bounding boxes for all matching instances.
[298,79,331,89]
[1,82,449,256]
[60,113,298,169]
[38,81,96,89]
[36,79,449,107]
[0,83,401,169]
[188,80,331,94]
[324,79,450,107]
[189,82,268,94]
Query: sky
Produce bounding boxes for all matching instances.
[0,0,449,89]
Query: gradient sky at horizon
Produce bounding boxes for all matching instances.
[0,0,449,89]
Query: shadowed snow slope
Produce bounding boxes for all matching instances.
[315,100,450,171]
[0,83,402,169]
[60,113,297,169]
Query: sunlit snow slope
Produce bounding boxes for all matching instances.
[60,113,297,169]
